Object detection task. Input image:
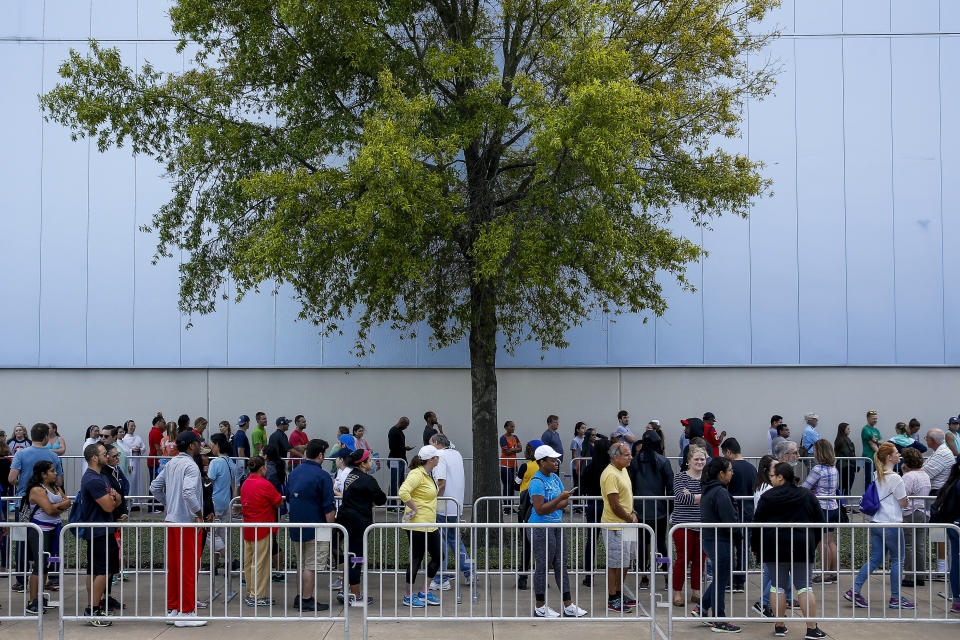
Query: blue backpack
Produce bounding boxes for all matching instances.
[67,489,91,538]
[858,481,880,516]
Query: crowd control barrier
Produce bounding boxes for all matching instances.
[0,521,46,638]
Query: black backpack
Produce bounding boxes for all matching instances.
[930,479,960,524]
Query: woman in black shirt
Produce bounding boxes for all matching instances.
[336,449,387,606]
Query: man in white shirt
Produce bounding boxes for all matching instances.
[921,428,955,579]
[122,420,146,508]
[429,434,473,596]
[613,410,637,444]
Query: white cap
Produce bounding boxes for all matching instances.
[804,412,819,421]
[534,444,562,461]
[649,419,661,426]
[417,445,440,461]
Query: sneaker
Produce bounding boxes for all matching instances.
[639,577,650,590]
[430,578,452,591]
[563,603,588,617]
[166,609,179,624]
[752,601,772,617]
[690,606,713,627]
[402,594,426,608]
[812,574,836,585]
[174,611,207,627]
[622,593,638,607]
[417,590,441,605]
[730,584,745,593]
[889,596,915,610]
[292,596,329,612]
[12,581,25,593]
[348,593,374,607]
[790,600,801,608]
[774,625,788,637]
[244,596,274,607]
[336,591,346,603]
[100,595,125,611]
[84,607,113,627]
[901,577,915,588]
[535,604,561,618]
[938,591,950,600]
[43,581,60,592]
[607,597,634,613]
[272,572,286,583]
[518,576,528,590]
[950,602,960,613]
[330,576,343,590]
[804,627,827,639]
[843,589,868,608]
[582,575,592,587]
[711,622,741,633]
[25,600,40,615]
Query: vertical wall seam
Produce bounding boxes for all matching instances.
[37,1,46,366]
[84,4,92,365]
[132,41,138,367]
[746,62,753,366]
[700,225,705,364]
[841,36,850,366]
[938,29,946,363]
[793,37,801,364]
[889,36,897,364]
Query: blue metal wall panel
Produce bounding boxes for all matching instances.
[38,43,89,366]
[941,37,960,364]
[558,315,607,366]
[137,0,176,40]
[416,326,470,367]
[606,310,656,366]
[843,0,891,33]
[795,38,847,364]
[91,0,138,40]
[891,0,940,33]
[655,215,703,365]
[0,0,41,38]
[226,288,276,366]
[891,37,944,364]
[748,41,800,364]
[943,2,960,32]
[43,0,91,40]
[273,285,324,367]
[795,0,841,34]
[0,43,43,366]
[843,37,897,364]
[702,212,751,365]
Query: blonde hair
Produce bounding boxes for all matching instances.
[874,442,897,484]
[894,421,908,436]
[166,421,177,440]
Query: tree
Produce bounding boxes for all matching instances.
[41,0,777,505]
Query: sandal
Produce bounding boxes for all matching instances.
[673,593,684,607]
[691,590,701,604]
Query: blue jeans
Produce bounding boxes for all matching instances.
[762,563,791,606]
[854,527,903,600]
[948,526,960,601]
[389,461,405,506]
[438,514,472,579]
[701,536,731,617]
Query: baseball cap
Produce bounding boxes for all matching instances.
[338,434,356,451]
[529,439,545,449]
[237,415,250,426]
[534,445,562,461]
[609,431,622,440]
[175,431,201,451]
[276,416,291,426]
[703,412,716,421]
[198,446,212,455]
[949,417,959,425]
[418,445,440,460]
[649,419,661,426]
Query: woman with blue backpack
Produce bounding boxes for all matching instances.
[844,442,914,610]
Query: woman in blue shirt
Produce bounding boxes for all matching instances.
[528,445,587,618]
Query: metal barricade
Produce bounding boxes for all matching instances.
[57,521,349,637]
[0,521,46,638]
[361,521,658,639]
[667,521,960,637]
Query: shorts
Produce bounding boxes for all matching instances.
[86,534,121,577]
[25,527,57,575]
[293,538,330,572]
[768,562,811,594]
[603,529,637,569]
[821,508,840,533]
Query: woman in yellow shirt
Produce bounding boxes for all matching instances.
[398,445,442,607]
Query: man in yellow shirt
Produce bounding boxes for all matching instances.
[600,441,638,613]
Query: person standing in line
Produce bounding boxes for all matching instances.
[720,438,757,593]
[525,444,586,618]
[541,415,564,462]
[150,431,207,627]
[352,424,372,451]
[207,434,236,562]
[148,414,166,485]
[679,418,705,463]
[800,413,822,457]
[422,411,443,446]
[570,422,586,496]
[336,448,387,606]
[218,420,233,440]
[251,412,269,457]
[672,446,706,607]
[269,416,306,462]
[928,461,960,613]
[767,415,783,456]
[44,422,66,456]
[630,430,673,590]
[613,411,638,444]
[7,424,31,454]
[945,417,960,457]
[702,412,726,459]
[22,460,71,615]
[860,410,882,492]
[900,447,931,588]
[122,420,145,508]
[102,443,130,607]
[803,440,840,584]
[753,462,826,640]
[695,456,740,633]
[430,434,474,597]
[770,424,791,454]
[922,428,954,579]
[578,435,609,587]
[161,421,178,457]
[233,415,251,459]
[387,417,413,508]
[499,421,522,498]
[240,456,282,608]
[646,420,666,455]
[289,415,310,454]
[78,443,122,626]
[845,443,914,610]
[287,439,335,612]
[514,439,544,590]
[907,418,923,446]
[834,422,857,501]
[399,445,443,607]
[602,441,638,614]
[890,421,927,458]
[751,455,777,618]
[177,414,191,434]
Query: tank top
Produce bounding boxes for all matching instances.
[30,487,64,531]
[44,436,61,450]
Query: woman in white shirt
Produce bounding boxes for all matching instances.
[845,443,913,610]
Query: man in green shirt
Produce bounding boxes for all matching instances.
[251,411,268,457]
[860,410,881,492]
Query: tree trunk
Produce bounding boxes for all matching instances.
[469,279,499,521]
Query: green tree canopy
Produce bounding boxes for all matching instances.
[41,0,777,501]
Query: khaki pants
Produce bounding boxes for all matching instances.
[243,536,272,599]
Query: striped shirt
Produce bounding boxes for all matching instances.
[923,443,955,490]
[671,472,702,524]
[802,464,839,511]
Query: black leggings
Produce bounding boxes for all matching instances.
[346,527,364,587]
[406,529,441,585]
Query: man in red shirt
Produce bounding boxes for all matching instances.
[147,414,165,513]
[702,411,726,459]
[288,415,310,467]
[241,456,282,607]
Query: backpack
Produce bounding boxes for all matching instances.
[517,489,532,523]
[67,488,90,538]
[930,480,960,523]
[858,481,880,516]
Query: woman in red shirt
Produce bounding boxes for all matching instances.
[240,456,282,607]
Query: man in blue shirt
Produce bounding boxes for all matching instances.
[233,415,251,459]
[79,442,123,624]
[801,412,822,454]
[287,439,337,612]
[540,415,564,462]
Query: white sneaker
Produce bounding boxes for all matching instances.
[535,605,561,618]
[623,585,637,602]
[563,603,588,617]
[331,576,344,590]
[173,611,207,627]
[166,609,178,624]
[430,578,452,591]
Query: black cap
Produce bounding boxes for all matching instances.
[703,412,716,421]
[276,416,291,426]
[176,431,201,451]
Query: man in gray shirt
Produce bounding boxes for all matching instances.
[150,432,207,627]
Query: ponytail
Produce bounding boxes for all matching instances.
[874,442,896,485]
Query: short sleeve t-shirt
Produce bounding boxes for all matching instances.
[388,426,407,461]
[12,447,63,496]
[600,465,633,524]
[269,430,292,458]
[79,468,113,537]
[288,430,308,448]
[872,472,907,523]
[499,434,520,468]
[434,448,465,516]
[527,470,564,523]
[233,430,251,457]
[861,425,882,459]
[251,427,267,456]
[148,427,164,465]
